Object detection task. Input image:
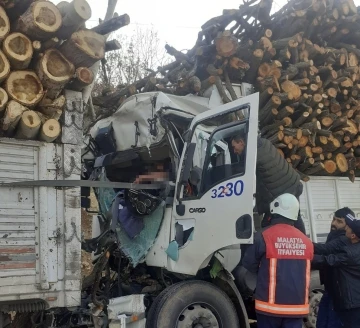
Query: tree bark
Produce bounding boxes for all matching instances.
[16,1,63,40]
[0,50,10,83]
[38,95,66,117]
[105,39,121,52]
[56,0,92,39]
[69,67,94,91]
[0,6,10,42]
[3,33,33,70]
[5,71,43,107]
[0,87,8,115]
[15,110,41,140]
[2,100,28,136]
[91,14,130,35]
[35,49,75,100]
[60,30,106,68]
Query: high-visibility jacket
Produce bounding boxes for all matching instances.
[242,221,314,317]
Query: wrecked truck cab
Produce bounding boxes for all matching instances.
[81,90,259,327]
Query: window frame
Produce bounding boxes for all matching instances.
[180,116,249,201]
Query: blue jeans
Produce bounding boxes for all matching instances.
[316,292,342,328]
[256,313,303,328]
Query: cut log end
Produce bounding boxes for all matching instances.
[15,110,41,140]
[39,118,60,142]
[336,153,349,173]
[72,0,92,20]
[215,31,238,57]
[5,71,44,107]
[3,33,33,70]
[17,1,63,40]
[0,87,8,112]
[2,100,28,134]
[0,6,10,41]
[60,29,105,68]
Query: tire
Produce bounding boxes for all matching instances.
[146,280,240,328]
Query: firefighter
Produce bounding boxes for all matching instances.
[242,193,314,328]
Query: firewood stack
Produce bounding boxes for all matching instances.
[93,0,360,181]
[0,0,129,142]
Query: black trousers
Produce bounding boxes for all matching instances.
[256,314,303,328]
[337,308,360,328]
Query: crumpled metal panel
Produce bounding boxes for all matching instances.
[61,90,84,145]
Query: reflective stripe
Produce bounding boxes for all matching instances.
[268,258,277,304]
[255,300,309,315]
[305,260,311,304]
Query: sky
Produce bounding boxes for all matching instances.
[50,0,360,53]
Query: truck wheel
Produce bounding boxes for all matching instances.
[146,280,240,328]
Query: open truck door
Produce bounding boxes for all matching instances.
[167,93,259,275]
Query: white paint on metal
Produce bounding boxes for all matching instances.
[0,138,81,308]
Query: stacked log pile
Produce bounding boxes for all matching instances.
[0,0,129,142]
[93,0,360,180]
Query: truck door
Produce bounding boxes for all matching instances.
[168,93,259,275]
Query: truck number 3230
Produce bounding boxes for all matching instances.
[211,180,244,198]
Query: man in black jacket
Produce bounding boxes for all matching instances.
[312,213,360,328]
[315,207,354,328]
[232,135,306,234]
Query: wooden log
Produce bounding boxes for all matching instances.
[59,30,106,68]
[201,76,216,92]
[298,158,315,171]
[56,0,92,39]
[0,50,10,83]
[0,87,8,115]
[324,137,341,152]
[91,14,130,36]
[336,153,348,172]
[298,136,309,147]
[3,33,33,70]
[214,30,238,57]
[245,49,264,82]
[15,110,41,140]
[298,146,313,158]
[294,112,310,127]
[41,37,60,52]
[5,71,44,108]
[0,6,10,43]
[2,100,27,136]
[259,87,273,107]
[39,118,61,142]
[324,160,337,174]
[36,49,75,100]
[16,1,62,40]
[69,67,94,91]
[277,106,294,120]
[304,162,325,175]
[281,80,301,100]
[105,39,121,52]
[38,95,65,118]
